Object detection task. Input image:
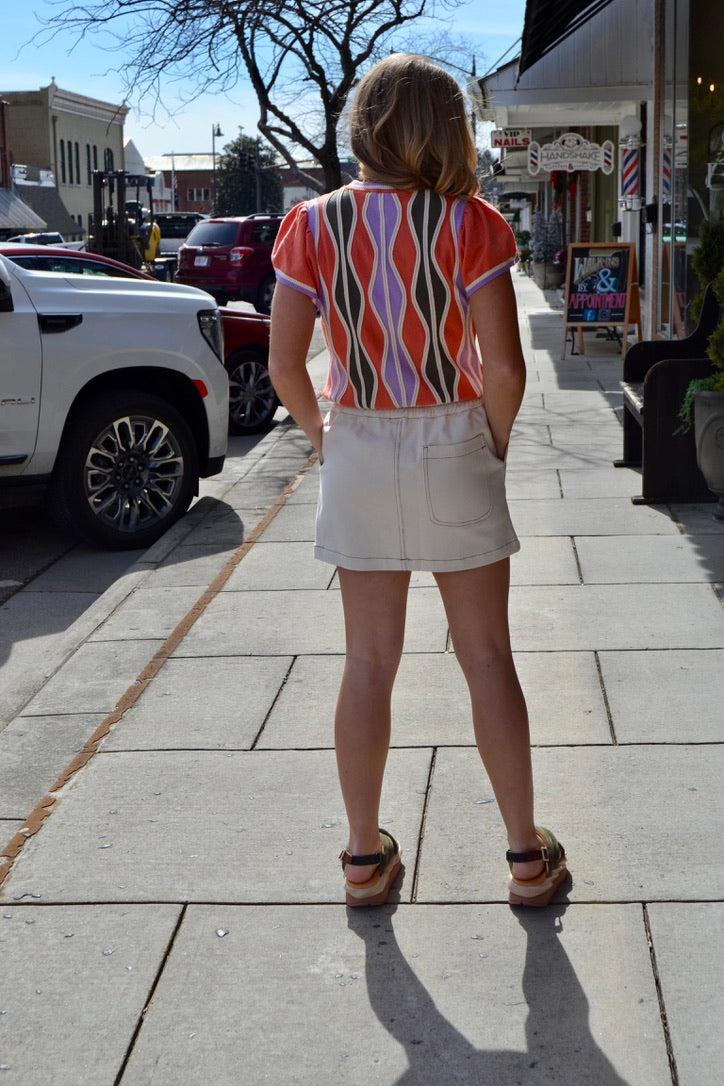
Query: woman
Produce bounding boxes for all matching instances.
[269,54,567,908]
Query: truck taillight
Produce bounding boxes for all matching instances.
[230,247,252,265]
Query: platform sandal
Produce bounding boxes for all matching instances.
[507,827,567,907]
[340,829,402,907]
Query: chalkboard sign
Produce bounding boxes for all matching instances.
[561,242,640,357]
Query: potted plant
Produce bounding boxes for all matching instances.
[516,229,532,274]
[689,220,724,323]
[676,222,724,516]
[531,209,564,290]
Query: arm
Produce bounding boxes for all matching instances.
[268,283,324,456]
[468,271,526,459]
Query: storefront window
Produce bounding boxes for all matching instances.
[657,0,690,336]
[659,0,724,335]
[689,0,724,237]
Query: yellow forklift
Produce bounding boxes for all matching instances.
[88,170,177,280]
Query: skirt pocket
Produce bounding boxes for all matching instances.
[423,433,496,526]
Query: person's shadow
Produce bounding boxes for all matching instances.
[347,898,630,1085]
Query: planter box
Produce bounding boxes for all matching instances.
[694,388,724,517]
[532,261,564,290]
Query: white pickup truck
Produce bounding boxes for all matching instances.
[0,255,229,548]
[6,232,86,251]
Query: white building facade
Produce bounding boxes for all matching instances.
[475,0,723,339]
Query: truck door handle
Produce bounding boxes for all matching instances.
[38,314,83,333]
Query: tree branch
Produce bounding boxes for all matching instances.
[35,0,465,190]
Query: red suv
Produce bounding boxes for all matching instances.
[175,214,283,313]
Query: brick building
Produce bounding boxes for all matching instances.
[145,155,215,214]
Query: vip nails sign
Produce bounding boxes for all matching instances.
[528,132,615,175]
[491,128,532,148]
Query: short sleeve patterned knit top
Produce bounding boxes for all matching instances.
[271,180,518,410]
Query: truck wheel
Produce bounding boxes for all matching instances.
[226,349,279,434]
[255,275,276,315]
[49,391,198,549]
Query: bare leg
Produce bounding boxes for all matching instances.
[335,568,410,882]
[434,560,544,880]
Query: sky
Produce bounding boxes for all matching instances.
[1,0,527,161]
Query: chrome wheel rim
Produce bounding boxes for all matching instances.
[228,358,276,430]
[83,414,185,533]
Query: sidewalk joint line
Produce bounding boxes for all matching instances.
[113,902,188,1086]
[3,896,718,908]
[409,747,437,904]
[250,655,299,751]
[594,651,619,746]
[642,903,680,1086]
[570,535,584,584]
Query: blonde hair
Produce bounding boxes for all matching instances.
[349,54,479,197]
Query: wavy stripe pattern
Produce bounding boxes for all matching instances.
[274,184,517,409]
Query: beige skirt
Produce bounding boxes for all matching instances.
[315,398,520,572]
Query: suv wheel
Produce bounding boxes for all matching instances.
[255,274,276,315]
[49,391,198,549]
[226,349,279,434]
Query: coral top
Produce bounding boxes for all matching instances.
[272,180,517,409]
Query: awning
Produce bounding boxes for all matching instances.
[519,0,616,76]
[15,185,83,238]
[0,187,47,233]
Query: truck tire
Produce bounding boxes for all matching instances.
[49,390,198,549]
[226,349,279,434]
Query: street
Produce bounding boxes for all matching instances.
[0,428,279,607]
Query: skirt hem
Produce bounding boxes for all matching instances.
[313,538,521,572]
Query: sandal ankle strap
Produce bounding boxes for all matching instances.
[507,827,564,870]
[506,845,549,865]
[339,830,399,873]
[339,848,383,870]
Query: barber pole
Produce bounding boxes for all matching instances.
[662,144,672,200]
[621,145,639,198]
[602,142,614,174]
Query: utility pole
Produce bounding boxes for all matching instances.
[211,123,223,215]
[255,138,262,212]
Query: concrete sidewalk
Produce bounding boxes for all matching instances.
[1,272,722,1085]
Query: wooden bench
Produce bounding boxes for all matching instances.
[614,283,719,503]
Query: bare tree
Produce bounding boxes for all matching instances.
[38,0,464,193]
